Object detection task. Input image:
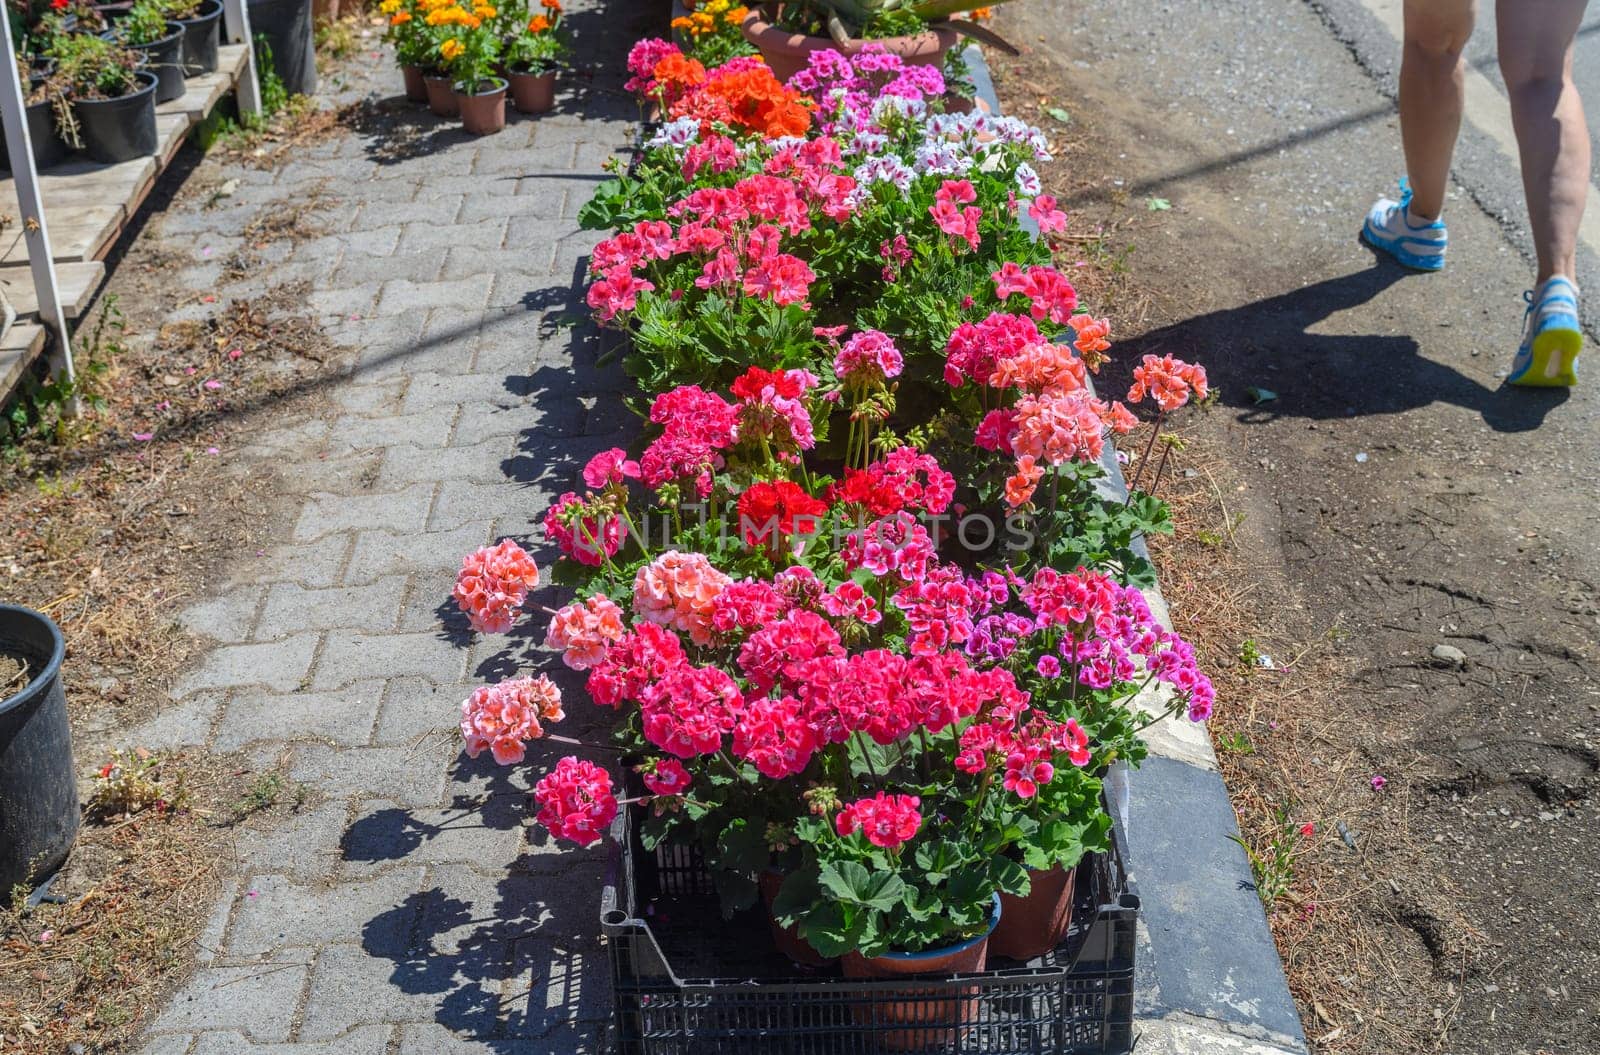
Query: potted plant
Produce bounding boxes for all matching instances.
[247,0,317,96]
[670,0,758,64]
[161,0,222,76]
[107,0,186,102]
[434,1,506,131]
[0,54,70,172]
[0,604,78,894]
[500,0,563,114]
[416,0,488,117]
[740,0,1016,83]
[378,0,428,101]
[49,32,157,162]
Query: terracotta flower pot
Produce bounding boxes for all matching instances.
[456,78,508,136]
[989,864,1077,961]
[758,870,832,967]
[401,63,427,103]
[839,894,999,1051]
[507,68,555,114]
[739,11,959,85]
[423,73,459,117]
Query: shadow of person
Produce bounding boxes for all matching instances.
[1114,256,1569,434]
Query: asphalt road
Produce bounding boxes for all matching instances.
[992,0,1600,1050]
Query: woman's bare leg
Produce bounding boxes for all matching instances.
[1499,0,1591,285]
[1400,0,1478,220]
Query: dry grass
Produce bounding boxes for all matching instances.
[1138,430,1477,1054]
[0,219,349,1050]
[0,750,313,1053]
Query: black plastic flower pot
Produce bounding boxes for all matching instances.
[248,0,318,97]
[129,22,188,103]
[177,0,223,77]
[0,89,70,174]
[72,71,159,164]
[0,604,79,894]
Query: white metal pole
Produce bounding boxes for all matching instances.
[222,0,263,117]
[0,12,75,400]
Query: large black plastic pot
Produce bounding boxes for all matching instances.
[73,71,159,164]
[0,87,70,174]
[0,604,78,894]
[128,22,188,103]
[177,0,223,77]
[248,0,317,97]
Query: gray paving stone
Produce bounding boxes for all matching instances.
[257,576,409,639]
[237,800,348,882]
[307,283,382,320]
[396,1023,563,1054]
[148,962,311,1041]
[293,484,434,542]
[173,635,319,696]
[395,569,468,635]
[190,1025,392,1054]
[194,876,238,965]
[115,692,223,752]
[340,795,528,874]
[314,629,469,690]
[395,219,508,256]
[179,585,264,643]
[427,479,549,533]
[344,523,491,585]
[375,275,496,318]
[227,868,426,957]
[502,936,610,1042]
[213,682,385,752]
[227,536,353,590]
[328,378,406,415]
[332,245,446,287]
[448,399,573,447]
[437,244,559,283]
[362,192,463,228]
[399,371,530,413]
[325,409,456,454]
[371,676,463,745]
[291,743,453,806]
[376,439,527,489]
[137,1033,195,1055]
[297,943,465,1040]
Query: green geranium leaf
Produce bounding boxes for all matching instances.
[819,861,906,910]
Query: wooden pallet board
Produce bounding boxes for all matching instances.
[0,44,252,400]
[0,44,249,266]
[0,261,106,321]
[0,323,46,398]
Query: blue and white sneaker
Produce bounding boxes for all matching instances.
[1361,177,1447,271]
[1508,276,1582,387]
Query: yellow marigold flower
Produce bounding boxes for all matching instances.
[379,0,400,12]
[705,0,728,12]
[472,4,496,18]
[440,37,465,60]
[389,10,412,24]
[670,15,692,28]
[463,12,481,27]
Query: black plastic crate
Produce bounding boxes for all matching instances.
[598,801,1139,1055]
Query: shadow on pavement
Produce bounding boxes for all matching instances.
[1115,257,1569,433]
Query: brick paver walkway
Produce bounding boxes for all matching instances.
[129,5,645,1051]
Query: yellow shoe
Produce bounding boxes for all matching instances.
[1508,277,1582,387]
